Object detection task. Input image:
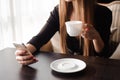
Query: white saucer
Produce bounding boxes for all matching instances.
[50,58,86,73]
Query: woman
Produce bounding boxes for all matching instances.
[15,0,112,65]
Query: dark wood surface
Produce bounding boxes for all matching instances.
[0,48,120,80]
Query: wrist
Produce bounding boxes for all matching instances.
[26,44,36,54]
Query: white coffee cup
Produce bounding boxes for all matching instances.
[65,21,83,36]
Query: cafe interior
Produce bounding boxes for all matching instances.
[0,0,120,80]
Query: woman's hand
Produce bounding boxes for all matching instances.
[81,24,100,40]
[15,49,38,65]
[81,24,104,53]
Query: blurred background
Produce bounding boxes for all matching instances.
[0,0,58,50]
[0,0,117,50]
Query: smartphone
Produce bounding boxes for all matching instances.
[13,43,27,50]
[13,43,32,55]
[13,43,38,62]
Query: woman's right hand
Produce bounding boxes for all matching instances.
[15,49,38,65]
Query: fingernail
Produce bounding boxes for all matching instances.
[33,58,38,62]
[85,28,89,31]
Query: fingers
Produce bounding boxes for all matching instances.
[15,50,27,56]
[81,32,94,40]
[15,49,38,65]
[81,26,90,38]
[85,27,89,31]
[81,24,96,40]
[16,55,34,61]
[18,58,38,65]
[83,24,93,31]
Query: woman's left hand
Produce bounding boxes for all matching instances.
[81,24,100,40]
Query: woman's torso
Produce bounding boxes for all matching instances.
[28,4,112,57]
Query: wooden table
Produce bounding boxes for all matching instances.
[0,48,120,80]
